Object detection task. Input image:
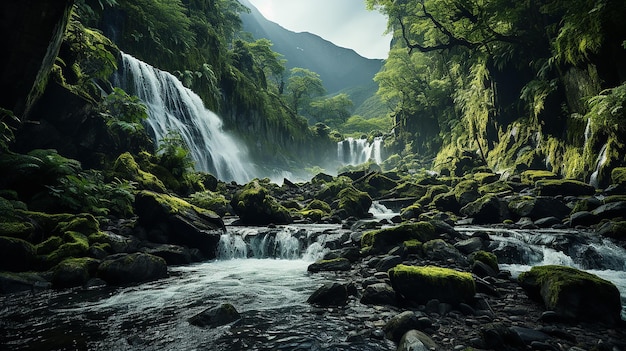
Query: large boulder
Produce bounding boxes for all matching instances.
[52,257,99,288]
[97,253,167,285]
[507,196,571,220]
[388,265,475,305]
[460,194,510,224]
[360,282,398,306]
[0,236,36,272]
[307,282,350,306]
[188,303,241,328]
[307,258,351,273]
[535,179,595,197]
[230,180,292,225]
[591,201,626,221]
[518,265,622,325]
[135,190,225,258]
[383,311,431,342]
[397,330,438,351]
[361,222,437,254]
[113,153,167,192]
[336,185,372,218]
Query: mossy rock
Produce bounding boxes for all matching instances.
[400,203,423,220]
[417,184,450,206]
[98,253,167,285]
[311,172,335,184]
[0,221,35,239]
[36,236,63,255]
[402,240,423,255]
[478,180,513,195]
[520,170,559,185]
[596,220,626,240]
[0,236,37,272]
[52,257,100,289]
[230,180,292,225]
[54,214,100,237]
[535,179,595,197]
[453,179,480,206]
[469,251,499,273]
[306,199,331,213]
[337,185,372,218]
[361,222,436,254]
[357,172,399,199]
[518,265,621,325]
[507,195,571,220]
[473,172,500,185]
[431,192,460,213]
[187,191,230,216]
[460,194,510,224]
[314,176,353,203]
[390,182,427,199]
[610,167,626,186]
[113,152,166,193]
[388,264,475,305]
[299,209,326,222]
[42,231,90,267]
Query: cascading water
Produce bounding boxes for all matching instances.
[590,142,609,188]
[338,137,383,165]
[114,52,254,184]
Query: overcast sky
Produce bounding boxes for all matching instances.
[247,0,392,59]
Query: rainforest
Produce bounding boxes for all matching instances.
[1,0,626,350]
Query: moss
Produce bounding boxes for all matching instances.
[361,222,436,254]
[400,203,423,220]
[535,179,595,196]
[337,185,372,218]
[113,152,167,192]
[520,170,559,185]
[43,231,90,266]
[603,195,626,204]
[470,251,499,272]
[306,199,331,213]
[453,179,480,205]
[230,181,292,225]
[417,184,450,206]
[15,211,73,234]
[299,209,326,222]
[388,264,476,304]
[187,191,230,216]
[357,173,399,199]
[611,167,626,186]
[391,182,427,198]
[473,172,499,185]
[0,222,35,239]
[36,236,63,255]
[281,199,302,210]
[478,180,513,195]
[54,214,100,236]
[402,239,423,255]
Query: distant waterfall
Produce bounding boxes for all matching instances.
[337,137,383,165]
[114,52,254,183]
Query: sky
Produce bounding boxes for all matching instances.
[246,0,392,59]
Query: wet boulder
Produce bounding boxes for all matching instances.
[535,179,595,197]
[454,179,480,207]
[188,303,241,328]
[230,180,292,225]
[356,172,398,199]
[397,330,438,351]
[507,196,571,220]
[460,194,509,224]
[336,185,372,219]
[360,282,397,306]
[307,282,350,306]
[518,265,622,325]
[52,257,99,288]
[383,311,431,342]
[591,201,626,221]
[388,265,475,305]
[0,236,36,272]
[520,170,559,185]
[361,222,436,254]
[307,258,351,272]
[596,220,626,240]
[97,253,167,285]
[422,239,467,264]
[135,190,225,258]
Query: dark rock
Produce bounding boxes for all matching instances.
[361,222,436,254]
[336,186,373,219]
[188,303,240,328]
[307,258,351,272]
[596,220,626,240]
[0,236,36,272]
[480,322,524,349]
[384,311,423,342]
[591,201,626,220]
[460,194,510,224]
[360,283,397,306]
[97,253,168,285]
[509,326,551,344]
[0,271,50,293]
[535,179,595,197]
[472,261,498,278]
[375,255,402,272]
[135,190,224,258]
[145,244,193,265]
[307,282,349,306]
[518,265,622,325]
[52,258,99,289]
[534,217,561,227]
[423,239,467,264]
[230,180,293,225]
[454,237,485,254]
[507,196,571,220]
[388,265,475,305]
[569,211,600,226]
[397,330,438,351]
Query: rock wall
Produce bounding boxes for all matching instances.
[0,0,74,118]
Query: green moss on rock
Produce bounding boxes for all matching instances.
[402,240,423,255]
[113,152,166,192]
[0,221,35,239]
[520,170,559,185]
[469,251,499,272]
[535,179,595,197]
[518,265,621,324]
[0,236,37,272]
[337,185,372,218]
[388,264,475,304]
[36,236,63,255]
[361,222,436,254]
[230,180,292,225]
[306,199,331,213]
[611,167,626,186]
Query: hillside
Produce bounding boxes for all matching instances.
[238,0,383,97]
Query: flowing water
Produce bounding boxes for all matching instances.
[0,225,394,351]
[114,53,254,184]
[337,137,383,166]
[589,142,609,188]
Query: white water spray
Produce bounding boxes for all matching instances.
[590,143,609,188]
[337,137,383,165]
[114,52,254,183]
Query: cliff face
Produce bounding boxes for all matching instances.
[0,0,74,118]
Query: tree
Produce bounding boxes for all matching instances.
[285,68,325,114]
[308,93,353,128]
[245,38,286,92]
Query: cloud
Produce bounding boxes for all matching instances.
[247,0,391,59]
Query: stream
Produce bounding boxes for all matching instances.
[1,220,625,350]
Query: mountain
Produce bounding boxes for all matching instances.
[238,0,384,96]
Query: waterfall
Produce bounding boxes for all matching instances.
[114,52,254,183]
[217,227,328,261]
[337,137,383,165]
[590,143,609,188]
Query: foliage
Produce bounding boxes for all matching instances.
[286,68,326,114]
[339,115,392,136]
[0,108,19,152]
[585,82,626,137]
[156,130,195,178]
[100,87,152,152]
[47,171,136,217]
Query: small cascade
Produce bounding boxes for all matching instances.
[584,118,592,146]
[369,201,396,220]
[217,226,329,261]
[337,137,383,165]
[114,52,254,183]
[590,143,609,188]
